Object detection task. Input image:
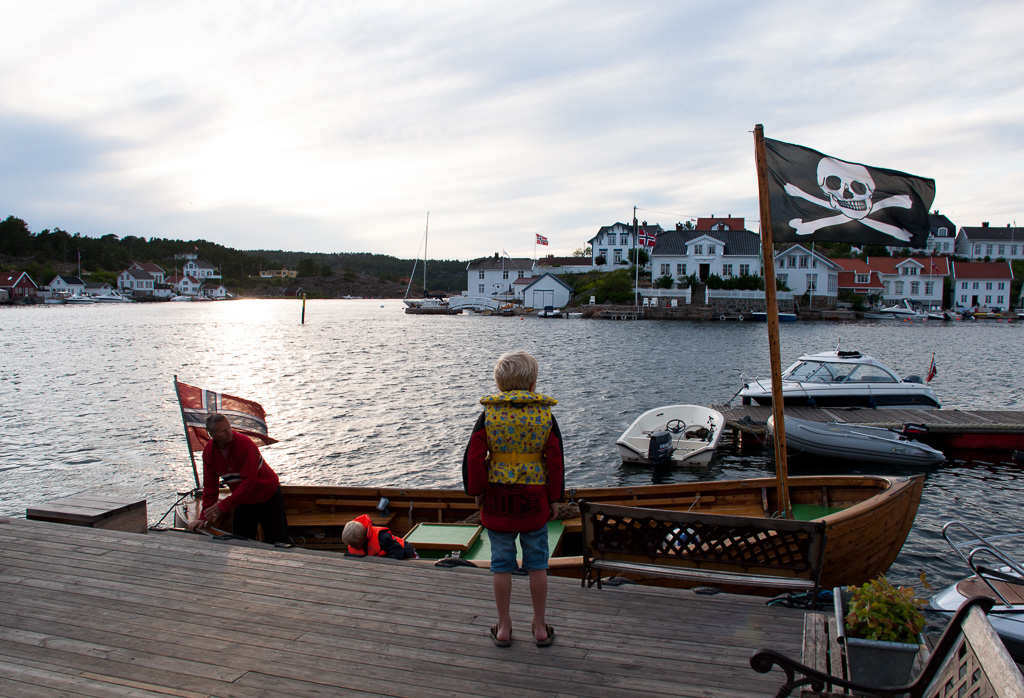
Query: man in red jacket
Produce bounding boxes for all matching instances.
[188,413,289,544]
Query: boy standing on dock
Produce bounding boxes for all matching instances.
[462,351,564,647]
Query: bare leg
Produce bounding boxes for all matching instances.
[528,569,549,641]
[493,572,512,642]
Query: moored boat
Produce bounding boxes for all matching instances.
[176,474,923,594]
[751,311,796,322]
[615,404,724,467]
[738,348,940,409]
[767,414,945,466]
[65,292,96,304]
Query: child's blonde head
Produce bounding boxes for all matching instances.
[494,351,538,392]
[342,520,368,547]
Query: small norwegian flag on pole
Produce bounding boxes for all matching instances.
[926,353,937,383]
[536,234,548,246]
[638,227,656,247]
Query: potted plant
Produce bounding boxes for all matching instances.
[834,576,926,688]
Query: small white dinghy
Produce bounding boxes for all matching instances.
[767,414,945,466]
[616,404,724,467]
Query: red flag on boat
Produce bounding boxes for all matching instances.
[536,234,549,246]
[174,380,278,452]
[926,354,937,383]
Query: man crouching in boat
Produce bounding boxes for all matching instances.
[187,413,290,545]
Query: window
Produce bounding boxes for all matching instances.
[478,271,485,279]
[938,226,948,236]
[987,244,994,255]
[502,270,509,280]
[829,276,837,292]
[960,295,967,303]
[598,248,607,260]
[998,282,1005,290]
[856,273,869,283]
[986,282,993,290]
[676,263,685,275]
[518,271,525,278]
[807,274,817,291]
[660,264,670,276]
[799,256,808,268]
[478,284,485,293]
[694,244,703,255]
[722,264,733,277]
[740,264,750,276]
[974,244,982,256]
[708,244,716,254]
[1013,245,1019,255]
[961,282,968,290]
[999,245,1005,255]
[985,295,992,304]
[613,250,622,264]
[778,274,788,286]
[998,295,1005,304]
[620,234,629,245]
[895,281,904,294]
[925,281,934,295]
[911,281,919,294]
[884,281,890,294]
[972,282,980,289]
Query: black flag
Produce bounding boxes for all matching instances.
[764,138,935,247]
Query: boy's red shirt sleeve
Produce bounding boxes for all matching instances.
[544,416,565,502]
[462,413,489,496]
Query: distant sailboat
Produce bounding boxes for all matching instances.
[403,213,454,314]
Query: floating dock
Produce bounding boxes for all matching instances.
[0,515,804,697]
[716,405,1024,451]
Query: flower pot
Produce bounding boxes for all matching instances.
[834,586,923,689]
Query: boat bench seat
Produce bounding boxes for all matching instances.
[750,597,1024,697]
[287,512,396,529]
[579,501,826,595]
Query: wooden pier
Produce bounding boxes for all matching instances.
[0,515,804,697]
[716,405,1024,451]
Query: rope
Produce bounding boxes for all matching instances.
[148,488,201,531]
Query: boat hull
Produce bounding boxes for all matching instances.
[177,474,923,594]
[615,404,724,467]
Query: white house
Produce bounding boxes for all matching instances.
[884,211,958,256]
[834,257,949,310]
[201,283,229,299]
[950,260,1013,311]
[129,261,166,284]
[774,244,841,306]
[117,268,155,297]
[83,282,113,297]
[166,274,202,296]
[521,273,573,309]
[48,274,86,297]
[183,259,221,280]
[466,255,536,298]
[649,227,760,284]
[956,223,1024,261]
[588,222,664,269]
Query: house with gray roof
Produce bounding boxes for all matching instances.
[48,274,86,297]
[956,222,1024,261]
[466,255,536,298]
[650,228,761,284]
[588,222,665,269]
[521,273,573,310]
[117,268,155,297]
[183,259,221,281]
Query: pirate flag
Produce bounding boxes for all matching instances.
[765,138,935,247]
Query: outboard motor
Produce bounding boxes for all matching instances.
[648,430,673,467]
[901,423,929,438]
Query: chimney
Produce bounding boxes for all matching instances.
[982,222,990,227]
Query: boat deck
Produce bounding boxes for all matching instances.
[0,515,804,697]
[717,405,1024,451]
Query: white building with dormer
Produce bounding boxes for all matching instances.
[183,259,221,280]
[956,223,1024,261]
[773,244,841,306]
[466,255,536,299]
[588,222,664,269]
[649,217,760,284]
[117,268,155,297]
[128,261,166,284]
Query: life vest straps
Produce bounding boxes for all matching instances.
[490,451,543,466]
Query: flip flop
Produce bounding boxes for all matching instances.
[490,625,512,647]
[535,624,555,647]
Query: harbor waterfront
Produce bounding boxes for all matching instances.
[2,298,1023,592]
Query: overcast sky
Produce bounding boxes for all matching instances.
[3,1,1023,260]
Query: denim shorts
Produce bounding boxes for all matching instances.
[488,525,550,573]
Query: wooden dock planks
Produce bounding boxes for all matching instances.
[0,516,804,697]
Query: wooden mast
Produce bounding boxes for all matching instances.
[753,124,792,518]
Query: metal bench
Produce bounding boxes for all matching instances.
[750,596,1024,697]
[579,501,826,595]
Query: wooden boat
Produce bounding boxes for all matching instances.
[176,474,923,594]
[615,404,724,467]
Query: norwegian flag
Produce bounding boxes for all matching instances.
[926,354,937,383]
[638,227,657,247]
[174,380,278,452]
[536,234,549,246]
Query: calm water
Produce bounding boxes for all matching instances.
[1,299,1022,590]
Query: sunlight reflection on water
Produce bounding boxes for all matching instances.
[1,298,1022,588]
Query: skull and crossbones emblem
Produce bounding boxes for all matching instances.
[783,157,913,241]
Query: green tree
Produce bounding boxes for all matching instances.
[296,258,319,277]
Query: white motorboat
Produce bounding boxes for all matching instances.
[170,295,192,302]
[92,292,130,303]
[930,521,1024,661]
[766,415,945,467]
[615,404,724,467]
[537,305,563,318]
[65,292,96,304]
[738,348,940,409]
[861,312,897,320]
[877,299,926,318]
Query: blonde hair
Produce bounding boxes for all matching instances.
[342,520,367,547]
[494,351,539,392]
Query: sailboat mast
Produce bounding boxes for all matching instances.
[423,212,429,295]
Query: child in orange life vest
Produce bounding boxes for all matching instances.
[462,350,564,647]
[342,514,417,559]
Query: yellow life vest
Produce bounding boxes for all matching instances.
[480,390,557,485]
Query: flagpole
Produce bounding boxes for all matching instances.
[753,124,792,519]
[633,207,639,311]
[173,375,201,489]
